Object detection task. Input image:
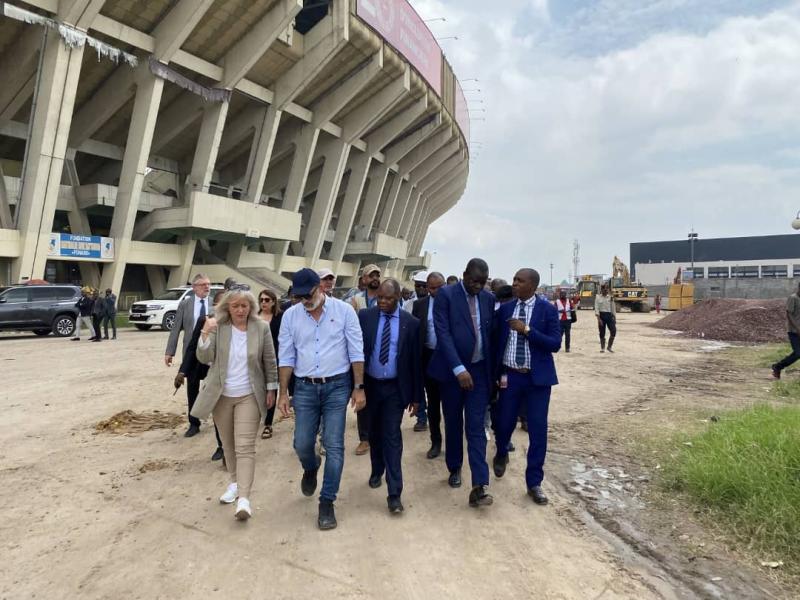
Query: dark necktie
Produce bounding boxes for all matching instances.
[468,294,481,362]
[515,302,527,367]
[199,298,206,323]
[379,314,391,365]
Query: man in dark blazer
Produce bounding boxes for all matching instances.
[411,271,446,459]
[428,258,495,507]
[359,279,422,514]
[492,268,561,505]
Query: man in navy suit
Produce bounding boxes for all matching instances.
[359,279,423,514]
[428,258,495,507]
[492,268,561,505]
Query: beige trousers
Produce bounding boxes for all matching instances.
[213,394,260,499]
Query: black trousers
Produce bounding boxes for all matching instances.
[775,332,800,371]
[92,315,102,339]
[357,407,369,442]
[423,348,442,445]
[186,372,202,428]
[598,312,616,348]
[560,320,572,351]
[102,315,117,338]
[365,376,406,498]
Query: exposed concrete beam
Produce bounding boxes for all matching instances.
[397,126,453,176]
[417,152,464,193]
[329,149,371,262]
[312,50,383,127]
[354,163,390,237]
[150,93,204,153]
[242,105,282,203]
[387,183,414,236]
[63,156,101,286]
[426,165,467,200]
[0,165,13,229]
[339,68,410,144]
[383,116,441,166]
[0,29,43,128]
[408,141,459,184]
[152,0,216,62]
[217,104,262,159]
[376,173,404,232]
[58,0,105,28]
[186,101,229,194]
[365,95,428,155]
[220,0,303,89]
[400,191,421,240]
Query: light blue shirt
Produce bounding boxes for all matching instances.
[453,282,483,376]
[426,296,437,350]
[367,306,400,380]
[278,296,365,378]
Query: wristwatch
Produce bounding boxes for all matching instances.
[523,325,530,336]
[353,383,365,390]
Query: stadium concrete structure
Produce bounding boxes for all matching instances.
[0,0,469,301]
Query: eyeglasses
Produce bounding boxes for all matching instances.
[260,297,273,303]
[194,282,211,287]
[228,283,251,292]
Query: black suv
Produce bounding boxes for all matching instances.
[0,285,81,337]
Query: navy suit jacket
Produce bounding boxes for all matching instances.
[427,283,495,384]
[492,295,560,387]
[359,306,423,408]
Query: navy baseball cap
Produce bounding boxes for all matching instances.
[291,268,321,296]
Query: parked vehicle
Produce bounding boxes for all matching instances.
[0,284,81,337]
[128,285,224,331]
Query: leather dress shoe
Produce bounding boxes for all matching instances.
[387,496,404,514]
[528,485,549,505]
[211,447,224,461]
[448,468,462,488]
[368,473,382,489]
[426,443,441,459]
[318,500,337,530]
[301,465,320,497]
[493,454,509,478]
[507,441,515,453]
[468,485,494,507]
[184,424,200,438]
[413,421,428,432]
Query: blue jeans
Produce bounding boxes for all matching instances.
[292,374,351,502]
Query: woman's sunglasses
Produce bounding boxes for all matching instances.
[260,297,273,303]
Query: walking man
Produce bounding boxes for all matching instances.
[359,279,422,514]
[554,289,575,352]
[72,287,94,341]
[278,268,366,530]
[595,283,617,353]
[102,288,117,340]
[412,271,446,458]
[165,273,212,437]
[492,269,560,505]
[90,289,104,342]
[772,282,800,379]
[428,258,495,507]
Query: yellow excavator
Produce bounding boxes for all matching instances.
[610,256,650,312]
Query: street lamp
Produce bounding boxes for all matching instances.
[688,230,698,271]
[550,263,554,286]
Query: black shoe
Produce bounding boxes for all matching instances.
[413,421,428,432]
[88,336,96,341]
[368,473,382,489]
[112,336,117,340]
[102,336,109,340]
[387,495,404,514]
[508,441,515,453]
[607,348,614,353]
[211,447,224,461]
[468,485,494,507]
[91,338,102,342]
[426,443,441,459]
[318,500,337,530]
[71,337,80,341]
[565,348,570,353]
[528,485,549,505]
[772,366,781,380]
[301,465,320,497]
[448,468,462,488]
[184,424,200,438]
[493,454,509,478]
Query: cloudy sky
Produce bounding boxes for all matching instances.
[410,0,800,283]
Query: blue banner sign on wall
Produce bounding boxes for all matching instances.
[47,233,114,260]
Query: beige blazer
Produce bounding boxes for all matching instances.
[190,318,278,420]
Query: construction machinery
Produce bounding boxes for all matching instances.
[576,274,603,309]
[609,256,650,312]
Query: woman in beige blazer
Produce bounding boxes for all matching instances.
[192,286,278,520]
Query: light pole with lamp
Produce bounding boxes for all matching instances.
[688,230,698,274]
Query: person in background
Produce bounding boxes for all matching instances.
[428,258,495,508]
[554,289,575,353]
[772,282,800,379]
[412,272,446,458]
[90,289,104,342]
[257,289,282,439]
[403,271,429,314]
[175,292,225,463]
[102,288,117,340]
[595,283,617,353]
[446,275,459,286]
[277,268,366,530]
[654,294,662,314]
[193,285,278,521]
[223,277,237,291]
[72,287,94,341]
[318,268,336,297]
[359,279,422,514]
[492,268,560,506]
[400,288,412,307]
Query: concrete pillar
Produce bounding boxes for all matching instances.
[146,265,167,297]
[186,100,229,194]
[243,105,282,203]
[0,164,12,229]
[99,71,165,293]
[64,156,101,287]
[388,183,414,236]
[376,175,405,233]
[399,191,421,239]
[282,125,320,211]
[13,30,86,283]
[354,164,390,240]
[166,234,197,288]
[329,149,371,262]
[301,139,351,264]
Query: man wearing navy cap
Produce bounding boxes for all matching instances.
[277,268,366,530]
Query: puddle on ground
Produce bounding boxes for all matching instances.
[569,460,646,511]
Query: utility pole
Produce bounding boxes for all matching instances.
[688,229,698,271]
[550,263,554,287]
[572,239,580,283]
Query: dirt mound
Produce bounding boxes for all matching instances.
[95,410,183,434]
[652,298,786,343]
[137,459,181,473]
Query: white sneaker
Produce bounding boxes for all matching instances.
[219,482,238,504]
[235,497,252,520]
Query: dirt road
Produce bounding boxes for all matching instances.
[0,313,778,599]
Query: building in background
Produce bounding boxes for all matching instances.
[0,0,469,309]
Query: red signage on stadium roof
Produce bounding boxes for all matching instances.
[356,0,442,96]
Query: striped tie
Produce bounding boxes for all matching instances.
[515,303,527,367]
[379,314,391,365]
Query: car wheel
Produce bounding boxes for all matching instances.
[34,329,51,336]
[162,311,176,331]
[52,315,76,337]
[134,324,153,331]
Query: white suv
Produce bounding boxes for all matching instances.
[128,285,224,331]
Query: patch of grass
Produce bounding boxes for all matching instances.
[772,379,800,400]
[662,404,800,568]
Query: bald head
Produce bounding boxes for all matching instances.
[378,278,401,314]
